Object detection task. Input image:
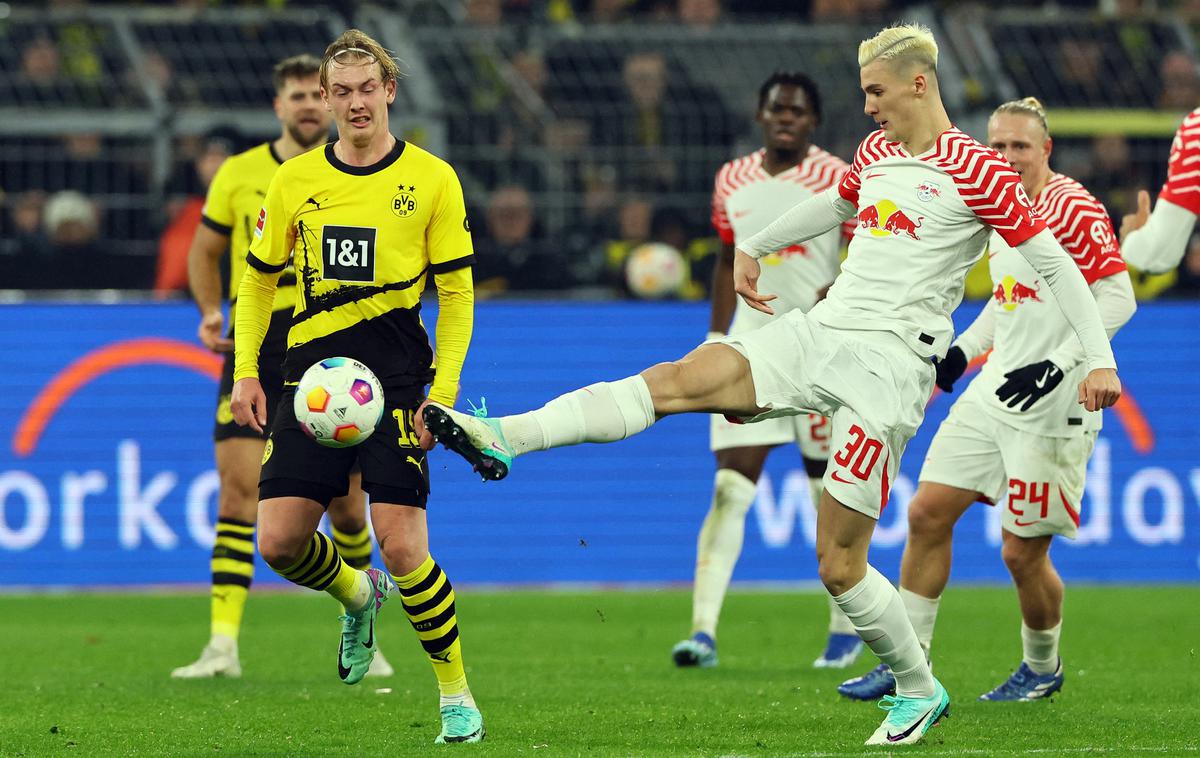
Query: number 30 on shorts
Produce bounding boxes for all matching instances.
[393,408,420,448]
[832,424,884,481]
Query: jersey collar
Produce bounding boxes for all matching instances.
[325,138,406,176]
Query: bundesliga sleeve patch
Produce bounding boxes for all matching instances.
[255,207,266,238]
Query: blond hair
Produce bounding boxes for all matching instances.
[858,23,938,71]
[991,96,1049,139]
[320,29,401,90]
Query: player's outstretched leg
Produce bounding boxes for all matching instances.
[393,555,485,744]
[171,517,254,679]
[424,376,657,482]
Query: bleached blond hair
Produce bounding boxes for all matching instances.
[991,96,1050,139]
[858,23,938,71]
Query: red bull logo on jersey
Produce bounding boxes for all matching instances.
[993,274,1042,311]
[763,243,808,265]
[857,199,923,240]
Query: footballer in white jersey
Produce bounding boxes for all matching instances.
[838,97,1135,709]
[1121,106,1200,273]
[672,72,862,674]
[424,25,1122,747]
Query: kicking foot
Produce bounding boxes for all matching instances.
[423,401,513,482]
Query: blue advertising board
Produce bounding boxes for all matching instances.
[0,300,1196,587]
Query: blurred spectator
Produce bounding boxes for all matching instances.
[1057,38,1107,106]
[466,0,504,26]
[12,37,68,106]
[593,51,733,195]
[474,184,566,291]
[811,0,889,20]
[5,191,51,259]
[679,0,723,27]
[155,134,232,297]
[1158,50,1200,110]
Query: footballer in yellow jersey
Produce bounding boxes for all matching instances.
[174,55,390,682]
[230,30,484,745]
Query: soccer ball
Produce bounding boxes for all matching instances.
[625,242,687,299]
[293,357,385,448]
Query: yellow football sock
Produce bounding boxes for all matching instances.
[211,517,255,640]
[394,555,468,697]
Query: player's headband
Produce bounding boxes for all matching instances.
[330,47,377,64]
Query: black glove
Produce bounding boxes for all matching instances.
[995,360,1064,411]
[933,345,967,393]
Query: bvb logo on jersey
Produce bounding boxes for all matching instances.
[391,191,417,218]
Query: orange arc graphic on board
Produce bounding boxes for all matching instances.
[12,338,222,458]
[928,351,1154,454]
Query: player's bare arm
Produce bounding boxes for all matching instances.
[187,223,234,352]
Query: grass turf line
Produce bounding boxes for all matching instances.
[2,587,1196,756]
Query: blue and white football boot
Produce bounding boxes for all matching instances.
[978,660,1064,701]
[838,663,896,700]
[813,632,864,669]
[671,632,718,668]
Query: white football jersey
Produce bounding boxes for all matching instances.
[712,146,848,333]
[1158,106,1200,213]
[961,173,1127,436]
[811,128,1046,358]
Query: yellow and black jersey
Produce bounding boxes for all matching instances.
[201,142,297,313]
[237,139,474,404]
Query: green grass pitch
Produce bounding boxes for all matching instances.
[3,587,1197,756]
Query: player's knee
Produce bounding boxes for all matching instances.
[1001,537,1042,579]
[327,499,366,534]
[217,471,259,520]
[906,495,955,542]
[816,550,856,596]
[376,532,425,576]
[257,530,306,570]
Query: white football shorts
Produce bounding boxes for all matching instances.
[717,309,933,519]
[710,410,830,460]
[919,392,1095,539]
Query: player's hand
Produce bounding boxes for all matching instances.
[933,345,968,393]
[414,397,436,451]
[198,311,234,353]
[231,377,267,433]
[733,249,777,315]
[995,359,1064,411]
[1120,190,1151,243]
[1077,367,1121,412]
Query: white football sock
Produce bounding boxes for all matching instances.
[827,593,856,635]
[691,469,757,636]
[900,587,940,661]
[499,376,655,455]
[1021,620,1061,674]
[346,569,371,612]
[209,633,237,654]
[440,685,478,709]
[833,565,935,698]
